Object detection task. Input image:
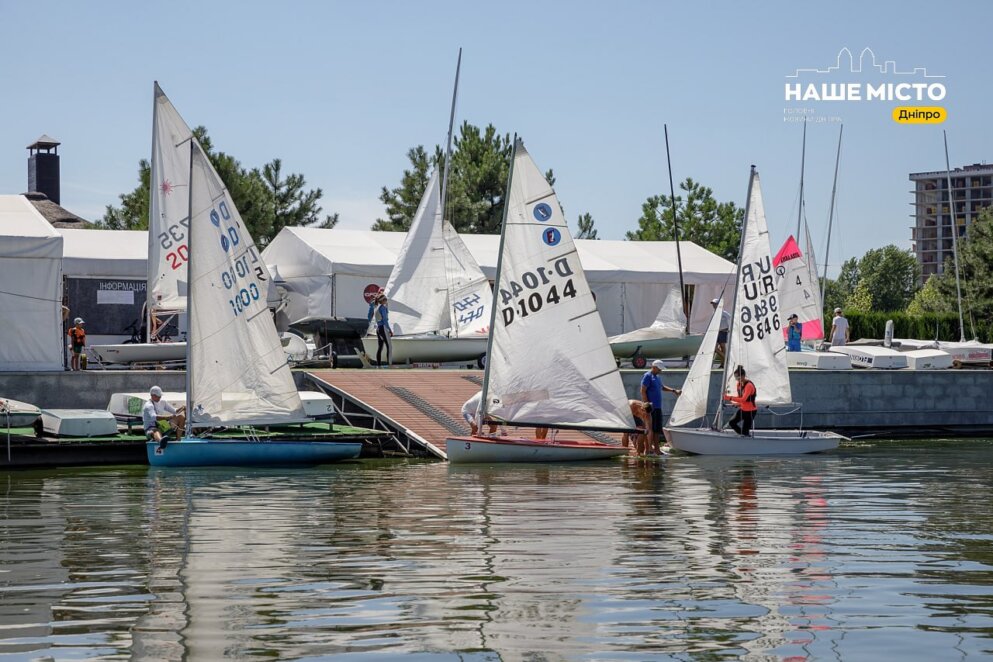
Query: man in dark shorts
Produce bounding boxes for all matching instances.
[712,299,731,368]
[68,317,86,371]
[640,359,681,455]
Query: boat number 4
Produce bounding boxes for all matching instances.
[499,258,578,327]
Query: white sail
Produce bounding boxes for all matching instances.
[725,170,792,405]
[147,83,193,313]
[380,170,449,336]
[803,221,824,339]
[668,299,724,427]
[443,219,491,336]
[482,141,634,430]
[649,284,687,337]
[773,234,823,341]
[187,142,305,426]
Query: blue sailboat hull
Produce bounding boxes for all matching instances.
[146,438,363,467]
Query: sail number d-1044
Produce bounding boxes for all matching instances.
[499,257,578,327]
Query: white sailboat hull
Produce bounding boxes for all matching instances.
[786,351,851,370]
[829,345,908,369]
[665,427,843,455]
[445,435,628,464]
[609,333,705,360]
[89,342,187,365]
[40,409,118,437]
[360,335,488,365]
[903,349,954,370]
[937,340,993,366]
[0,398,42,428]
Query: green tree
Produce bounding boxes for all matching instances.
[906,275,952,316]
[856,245,919,311]
[576,212,599,239]
[375,123,555,234]
[845,280,874,313]
[928,207,993,327]
[100,127,336,246]
[626,178,744,262]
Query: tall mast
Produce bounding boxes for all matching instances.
[943,130,966,342]
[821,124,843,308]
[184,139,195,438]
[664,124,688,335]
[478,136,518,430]
[440,48,462,219]
[147,83,160,343]
[796,122,807,239]
[716,166,755,429]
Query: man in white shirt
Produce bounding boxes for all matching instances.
[829,307,850,347]
[712,298,732,367]
[461,390,498,437]
[143,386,183,449]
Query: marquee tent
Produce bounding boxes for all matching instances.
[261,228,735,336]
[0,195,64,371]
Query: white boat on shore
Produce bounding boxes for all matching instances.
[664,167,844,456]
[89,341,187,366]
[830,345,908,369]
[0,398,42,428]
[445,140,634,464]
[786,350,851,370]
[360,334,488,367]
[903,349,954,370]
[609,285,704,365]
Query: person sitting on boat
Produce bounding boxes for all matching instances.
[367,291,393,367]
[143,386,185,450]
[711,299,731,367]
[723,366,757,437]
[621,400,650,454]
[641,360,682,455]
[829,307,850,347]
[68,318,86,371]
[786,314,803,352]
[461,390,498,436]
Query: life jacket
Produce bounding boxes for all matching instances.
[737,379,757,412]
[68,327,86,345]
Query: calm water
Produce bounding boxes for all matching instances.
[1,441,992,661]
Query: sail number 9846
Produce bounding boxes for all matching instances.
[740,296,780,342]
[499,258,577,327]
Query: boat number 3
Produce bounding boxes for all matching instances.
[465,442,471,450]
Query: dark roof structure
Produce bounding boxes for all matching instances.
[22,191,91,228]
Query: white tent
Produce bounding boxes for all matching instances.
[261,227,735,336]
[61,228,147,278]
[0,195,64,371]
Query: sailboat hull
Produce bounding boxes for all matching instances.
[609,334,705,360]
[0,398,42,428]
[360,335,487,365]
[445,435,628,464]
[89,342,187,365]
[664,427,843,455]
[147,438,362,467]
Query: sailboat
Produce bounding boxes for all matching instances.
[90,85,192,366]
[146,84,361,467]
[360,52,491,367]
[358,169,491,366]
[664,167,845,455]
[445,139,635,463]
[608,285,705,366]
[0,398,42,428]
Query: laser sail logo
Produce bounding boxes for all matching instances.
[784,48,947,124]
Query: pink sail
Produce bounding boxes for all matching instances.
[773,235,824,341]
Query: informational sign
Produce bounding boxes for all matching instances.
[97,289,134,305]
[65,278,178,338]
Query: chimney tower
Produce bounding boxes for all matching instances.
[27,134,61,204]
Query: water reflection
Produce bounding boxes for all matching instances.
[0,442,991,659]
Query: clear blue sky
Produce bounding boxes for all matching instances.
[1,0,990,274]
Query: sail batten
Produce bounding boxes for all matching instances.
[483,140,635,431]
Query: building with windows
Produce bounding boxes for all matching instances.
[911,163,993,282]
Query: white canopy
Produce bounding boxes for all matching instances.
[0,195,64,371]
[61,229,148,278]
[261,227,735,335]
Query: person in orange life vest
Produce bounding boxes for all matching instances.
[723,365,757,436]
[68,317,86,371]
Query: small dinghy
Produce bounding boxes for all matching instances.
[41,409,118,437]
[786,351,851,370]
[830,345,908,369]
[0,398,43,428]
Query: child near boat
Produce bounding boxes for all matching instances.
[723,366,757,436]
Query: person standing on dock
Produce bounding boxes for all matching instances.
[786,314,803,351]
[68,318,86,371]
[367,291,393,367]
[829,307,850,347]
[143,386,184,450]
[723,365,757,436]
[712,299,731,367]
[641,360,681,455]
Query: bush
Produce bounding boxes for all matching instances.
[836,311,992,343]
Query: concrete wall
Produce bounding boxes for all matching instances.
[2,368,992,436]
[622,368,993,435]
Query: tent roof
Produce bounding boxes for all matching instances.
[0,195,62,258]
[60,228,148,278]
[263,227,734,284]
